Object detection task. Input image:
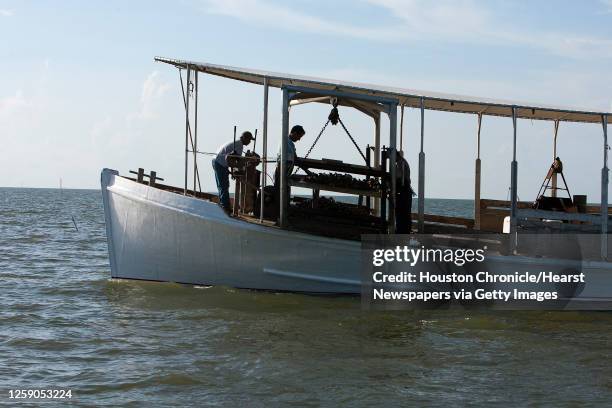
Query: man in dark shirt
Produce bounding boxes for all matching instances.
[395,151,414,233]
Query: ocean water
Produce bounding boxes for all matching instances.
[2,188,612,406]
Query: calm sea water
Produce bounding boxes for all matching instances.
[2,188,612,406]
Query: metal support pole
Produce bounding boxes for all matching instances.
[184,66,191,195]
[552,120,559,197]
[389,103,398,233]
[474,113,482,230]
[399,104,405,153]
[178,69,202,192]
[602,114,609,260]
[374,113,381,216]
[279,88,290,227]
[260,78,269,223]
[418,97,425,232]
[193,71,198,194]
[510,107,518,252]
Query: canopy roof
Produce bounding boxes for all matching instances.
[155,56,610,124]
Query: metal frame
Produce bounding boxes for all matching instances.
[260,77,269,223]
[179,66,202,195]
[166,61,611,254]
[184,66,191,195]
[418,97,425,232]
[551,120,560,197]
[399,104,405,152]
[474,113,482,230]
[278,85,399,229]
[507,113,608,259]
[279,88,290,227]
[602,114,609,260]
[510,106,518,252]
[374,112,381,216]
[388,103,398,233]
[193,71,199,193]
[284,85,398,105]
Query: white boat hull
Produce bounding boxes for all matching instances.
[101,169,612,303]
[101,169,362,293]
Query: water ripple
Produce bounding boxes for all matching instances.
[2,188,612,406]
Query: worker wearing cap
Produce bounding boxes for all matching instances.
[395,151,414,233]
[212,131,254,212]
[274,125,305,197]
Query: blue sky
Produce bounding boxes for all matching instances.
[1,0,611,200]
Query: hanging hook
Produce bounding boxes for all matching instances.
[328,104,340,125]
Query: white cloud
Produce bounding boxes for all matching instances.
[0,9,14,17]
[88,71,172,152]
[134,71,171,120]
[89,116,113,146]
[0,90,29,120]
[367,0,612,59]
[201,0,398,41]
[365,0,489,40]
[200,0,612,59]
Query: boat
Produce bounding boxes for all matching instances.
[101,56,611,301]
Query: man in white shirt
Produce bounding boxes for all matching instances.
[212,131,254,211]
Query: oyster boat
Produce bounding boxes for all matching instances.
[101,56,611,299]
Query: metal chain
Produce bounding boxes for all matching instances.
[303,119,331,159]
[299,108,368,173]
[338,117,368,164]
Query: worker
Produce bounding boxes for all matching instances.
[274,125,306,196]
[212,131,255,211]
[395,151,414,233]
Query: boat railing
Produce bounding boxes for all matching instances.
[479,198,612,233]
[411,213,475,229]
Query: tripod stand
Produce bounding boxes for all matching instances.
[533,157,573,210]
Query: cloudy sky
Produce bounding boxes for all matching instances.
[1,0,611,200]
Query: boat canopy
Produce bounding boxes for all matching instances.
[155,56,609,124]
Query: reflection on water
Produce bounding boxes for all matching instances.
[1,188,612,406]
